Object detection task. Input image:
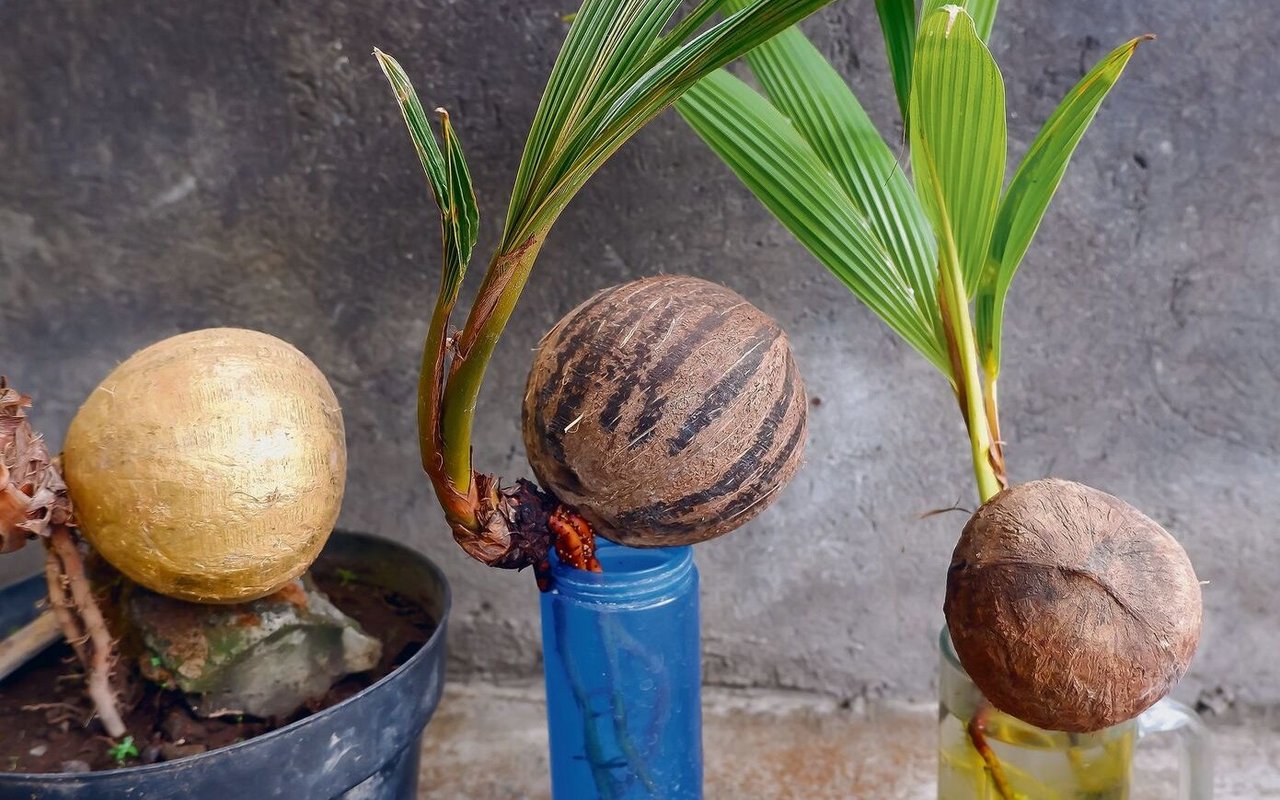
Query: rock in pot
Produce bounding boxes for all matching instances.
[128,575,381,718]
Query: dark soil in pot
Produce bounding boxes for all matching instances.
[0,531,450,800]
[0,565,434,773]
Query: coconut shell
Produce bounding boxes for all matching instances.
[945,478,1202,733]
[63,328,347,604]
[523,275,807,547]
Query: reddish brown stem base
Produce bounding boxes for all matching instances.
[43,526,127,738]
[968,702,1016,800]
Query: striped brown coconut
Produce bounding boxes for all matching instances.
[523,275,807,547]
[945,479,1202,733]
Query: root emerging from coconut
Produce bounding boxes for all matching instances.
[45,526,128,738]
[945,478,1202,733]
[2,379,127,738]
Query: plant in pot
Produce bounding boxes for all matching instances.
[0,328,449,800]
[373,0,842,796]
[677,1,1209,797]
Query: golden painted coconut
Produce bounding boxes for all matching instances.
[62,328,346,603]
[523,275,808,547]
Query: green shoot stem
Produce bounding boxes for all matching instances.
[419,286,478,529]
[920,141,1003,505]
[981,364,1007,491]
[441,232,549,493]
[944,277,1002,505]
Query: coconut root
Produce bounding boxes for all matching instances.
[44,525,126,738]
[548,507,601,573]
[967,702,1015,800]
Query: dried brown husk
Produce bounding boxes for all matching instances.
[523,275,807,547]
[1,378,127,736]
[0,378,73,553]
[945,478,1202,733]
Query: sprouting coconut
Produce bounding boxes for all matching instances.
[523,275,807,547]
[371,0,838,575]
[62,328,347,603]
[945,479,1202,733]
[678,4,1186,793]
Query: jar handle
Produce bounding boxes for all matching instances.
[1135,697,1213,799]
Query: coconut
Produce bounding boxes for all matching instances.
[62,328,347,603]
[944,478,1202,733]
[523,275,807,547]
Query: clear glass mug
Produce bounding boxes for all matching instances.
[939,629,1212,799]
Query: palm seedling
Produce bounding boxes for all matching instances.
[378,6,838,794]
[375,0,840,575]
[678,1,1201,796]
[679,0,1150,504]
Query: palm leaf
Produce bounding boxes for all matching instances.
[511,0,845,245]
[921,0,999,42]
[874,0,915,121]
[975,34,1153,371]
[720,0,939,333]
[504,0,688,246]
[909,5,1006,297]
[375,49,478,299]
[678,69,950,373]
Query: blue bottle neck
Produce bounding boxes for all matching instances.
[549,540,695,604]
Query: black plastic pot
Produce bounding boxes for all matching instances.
[0,531,450,800]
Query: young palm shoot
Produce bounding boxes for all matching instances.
[678,1,1201,794]
[376,0,835,577]
[379,7,831,794]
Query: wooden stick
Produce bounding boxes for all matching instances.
[0,609,61,682]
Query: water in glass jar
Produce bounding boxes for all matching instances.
[938,698,1135,800]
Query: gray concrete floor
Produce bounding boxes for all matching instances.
[418,682,1280,799]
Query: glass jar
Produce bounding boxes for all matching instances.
[540,541,701,799]
[939,628,1212,799]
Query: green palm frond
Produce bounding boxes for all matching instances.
[678,3,1148,504]
[512,0,846,246]
[975,34,1154,373]
[679,69,948,372]
[874,0,916,122]
[909,5,1006,299]
[722,0,939,332]
[376,51,477,303]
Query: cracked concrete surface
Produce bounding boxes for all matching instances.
[418,682,1280,799]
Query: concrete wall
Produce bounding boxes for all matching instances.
[2,1,1276,709]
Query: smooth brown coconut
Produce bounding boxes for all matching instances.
[523,275,807,547]
[945,478,1202,733]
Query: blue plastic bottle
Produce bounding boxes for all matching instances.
[539,540,701,800]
